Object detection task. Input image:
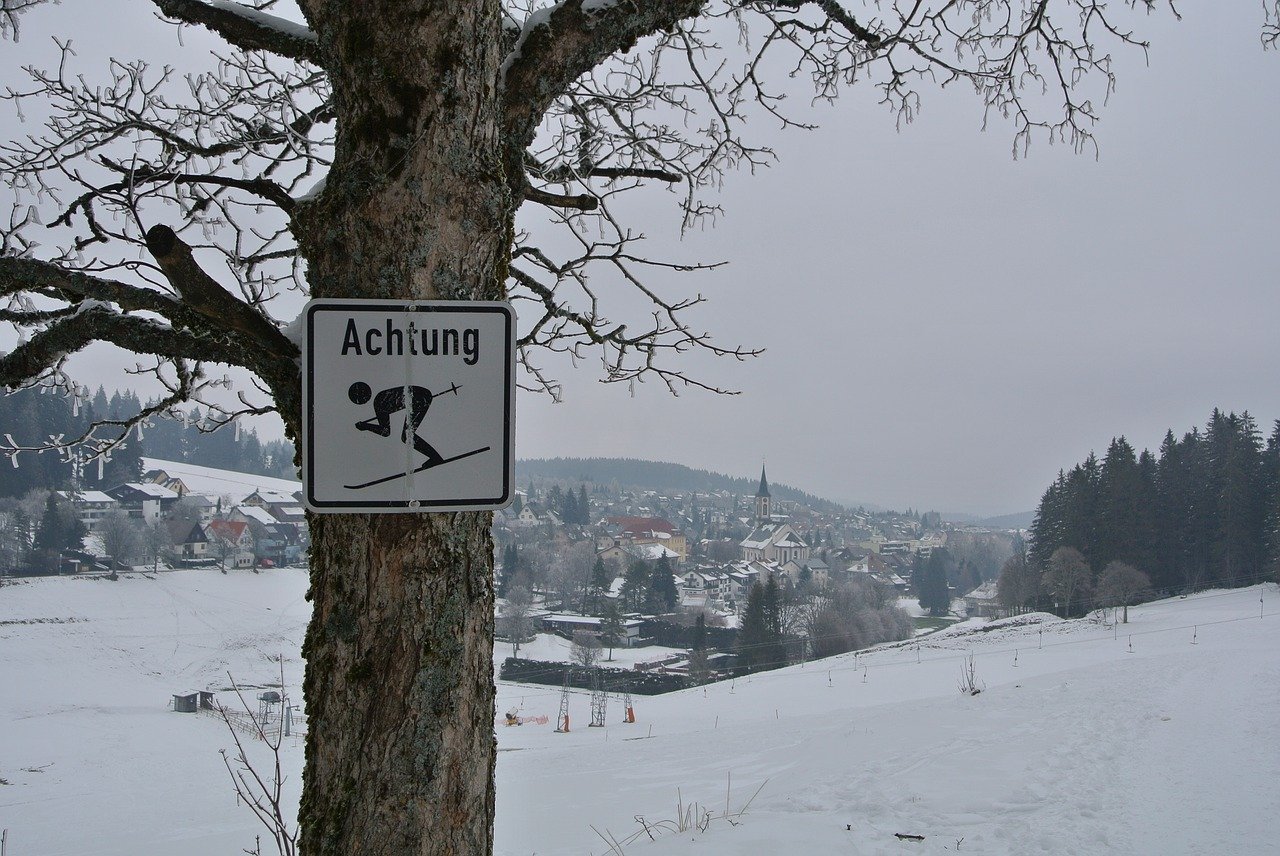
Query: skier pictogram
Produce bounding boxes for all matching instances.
[343,380,490,490]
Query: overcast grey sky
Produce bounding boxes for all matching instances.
[2,2,1277,516]
[517,2,1280,515]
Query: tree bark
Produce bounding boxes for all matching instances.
[288,2,508,852]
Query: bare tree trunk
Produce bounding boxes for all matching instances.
[301,514,496,854]
[289,2,507,852]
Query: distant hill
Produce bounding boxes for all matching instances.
[943,509,1035,530]
[515,457,847,512]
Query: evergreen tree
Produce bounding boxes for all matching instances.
[31,493,83,572]
[560,488,578,525]
[1028,471,1068,574]
[498,544,520,597]
[100,435,145,488]
[598,601,624,661]
[589,556,612,613]
[737,582,768,673]
[0,506,32,571]
[1264,422,1280,581]
[688,612,710,683]
[761,575,788,668]
[915,548,951,617]
[577,485,590,525]
[1097,436,1144,570]
[546,484,564,520]
[646,555,678,613]
[1207,411,1265,584]
[621,559,650,612]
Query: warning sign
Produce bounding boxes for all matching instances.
[302,299,515,513]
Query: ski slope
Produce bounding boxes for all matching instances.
[1,569,1276,855]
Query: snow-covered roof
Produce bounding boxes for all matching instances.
[123,482,179,499]
[965,579,1001,600]
[628,543,680,561]
[60,490,116,504]
[141,458,301,499]
[249,490,300,506]
[233,505,276,525]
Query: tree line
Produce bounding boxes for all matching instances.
[1008,410,1280,616]
[0,384,297,498]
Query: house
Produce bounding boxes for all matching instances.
[205,519,255,568]
[540,614,644,647]
[595,541,631,566]
[511,501,552,528]
[623,542,681,567]
[256,522,299,566]
[57,490,120,532]
[963,579,1003,618]
[231,504,278,527]
[678,569,731,607]
[604,516,688,561]
[142,468,192,496]
[165,520,210,565]
[240,490,307,534]
[241,489,302,510]
[104,482,180,523]
[780,555,830,589]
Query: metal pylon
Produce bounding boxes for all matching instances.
[555,668,572,732]
[589,667,607,727]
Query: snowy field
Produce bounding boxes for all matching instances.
[140,457,302,500]
[2,569,1277,855]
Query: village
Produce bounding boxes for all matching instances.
[14,456,1020,690]
[490,465,1019,688]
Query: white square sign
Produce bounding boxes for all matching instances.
[302,299,515,513]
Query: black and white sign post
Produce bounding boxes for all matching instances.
[302,299,515,513]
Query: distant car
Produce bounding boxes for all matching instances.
[259,559,276,568]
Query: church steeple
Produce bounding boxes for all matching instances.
[755,464,771,523]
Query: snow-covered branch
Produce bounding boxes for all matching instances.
[152,0,321,64]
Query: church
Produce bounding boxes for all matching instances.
[738,466,810,566]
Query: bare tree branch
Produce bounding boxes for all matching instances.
[152,0,321,64]
[144,224,297,358]
[0,255,181,318]
[0,305,243,387]
[501,0,708,149]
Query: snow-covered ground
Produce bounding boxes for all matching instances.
[2,569,1277,855]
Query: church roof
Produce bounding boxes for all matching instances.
[756,465,770,498]
[741,522,809,551]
